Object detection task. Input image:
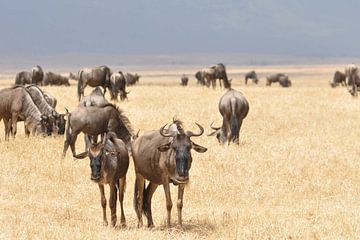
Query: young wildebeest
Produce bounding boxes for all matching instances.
[14,65,44,85]
[0,87,51,139]
[180,74,189,86]
[110,72,128,101]
[132,120,207,228]
[245,70,259,85]
[125,73,140,86]
[330,71,346,88]
[63,104,133,158]
[209,88,249,144]
[266,73,291,87]
[43,72,71,86]
[77,65,112,101]
[75,132,129,227]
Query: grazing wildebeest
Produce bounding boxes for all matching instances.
[330,71,346,88]
[26,85,64,134]
[195,71,206,86]
[201,63,231,89]
[77,65,112,101]
[75,132,129,227]
[125,73,140,86]
[79,87,109,107]
[43,72,70,86]
[110,72,128,101]
[180,74,189,86]
[132,119,207,228]
[266,73,291,87]
[209,88,249,144]
[43,91,57,109]
[245,70,259,85]
[15,65,44,85]
[0,87,51,139]
[62,104,133,158]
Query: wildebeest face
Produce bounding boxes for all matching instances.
[89,144,104,182]
[40,114,53,136]
[56,114,66,135]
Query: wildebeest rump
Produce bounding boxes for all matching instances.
[0,86,51,139]
[77,65,112,101]
[266,73,291,87]
[245,70,259,85]
[62,104,133,158]
[330,71,346,88]
[75,132,129,227]
[132,120,207,227]
[125,73,140,86]
[110,72,128,101]
[209,88,249,144]
[180,74,189,86]
[43,72,70,86]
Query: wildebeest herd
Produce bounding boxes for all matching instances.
[0,62,358,229]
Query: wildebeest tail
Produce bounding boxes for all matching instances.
[77,70,83,101]
[230,98,239,142]
[133,181,146,214]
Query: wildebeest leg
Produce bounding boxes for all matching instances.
[11,113,18,138]
[177,184,185,227]
[219,79,222,88]
[135,174,145,228]
[143,182,158,228]
[233,119,242,144]
[24,121,31,137]
[118,177,126,227]
[3,118,11,141]
[163,180,173,227]
[99,184,108,226]
[109,182,118,227]
[211,79,216,89]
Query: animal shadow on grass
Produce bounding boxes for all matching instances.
[157,219,216,236]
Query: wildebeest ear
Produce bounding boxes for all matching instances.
[158,142,171,152]
[192,142,207,153]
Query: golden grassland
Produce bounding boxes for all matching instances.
[1,65,360,239]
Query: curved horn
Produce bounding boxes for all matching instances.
[186,122,204,137]
[159,124,173,137]
[210,121,221,130]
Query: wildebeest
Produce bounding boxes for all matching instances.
[195,71,206,85]
[266,73,291,87]
[43,72,70,86]
[201,63,231,89]
[346,65,360,96]
[79,87,109,107]
[209,88,249,144]
[14,65,44,85]
[62,104,133,158]
[132,119,207,227]
[0,86,51,139]
[110,72,128,101]
[330,71,346,88]
[75,132,129,227]
[345,63,357,86]
[125,73,140,86]
[245,70,259,85]
[43,91,57,109]
[180,74,189,86]
[77,65,112,101]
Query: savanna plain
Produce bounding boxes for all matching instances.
[0,64,359,239]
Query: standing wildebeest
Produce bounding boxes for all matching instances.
[201,63,231,89]
[195,71,206,85]
[75,132,129,227]
[14,65,44,85]
[77,65,112,101]
[180,74,189,86]
[209,88,249,144]
[330,71,346,88]
[125,73,140,86]
[266,73,291,87]
[43,72,70,86]
[110,72,128,101]
[245,70,259,85]
[132,120,207,228]
[63,104,133,158]
[0,87,51,139]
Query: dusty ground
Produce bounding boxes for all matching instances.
[1,64,359,239]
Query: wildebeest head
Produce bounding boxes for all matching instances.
[39,114,53,136]
[208,122,227,144]
[56,113,66,135]
[158,121,207,184]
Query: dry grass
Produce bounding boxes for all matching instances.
[1,65,360,240]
